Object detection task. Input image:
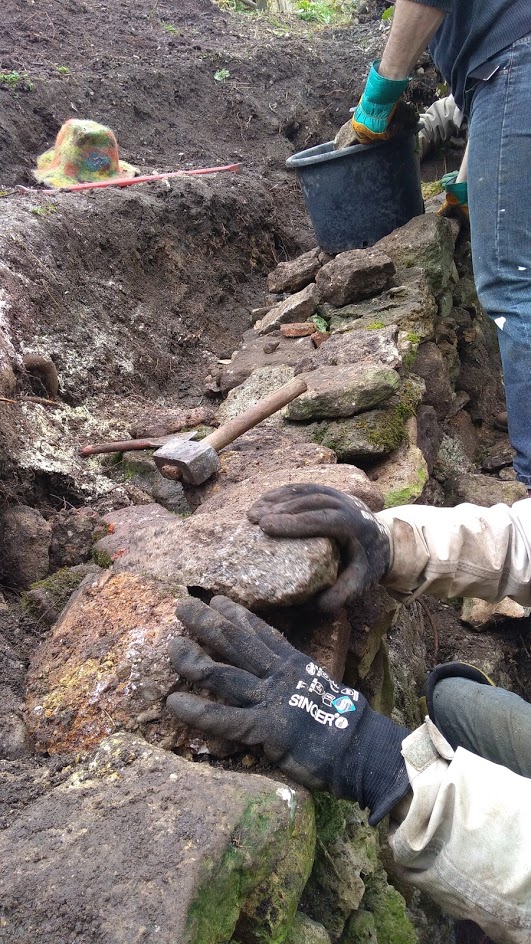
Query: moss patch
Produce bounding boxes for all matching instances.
[23,567,88,617]
[361,872,416,944]
[383,465,428,509]
[187,790,315,944]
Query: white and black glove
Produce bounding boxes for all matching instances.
[167,596,410,825]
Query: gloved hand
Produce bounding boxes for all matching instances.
[167,595,410,825]
[437,170,469,224]
[247,484,391,612]
[350,60,414,144]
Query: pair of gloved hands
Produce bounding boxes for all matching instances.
[339,60,468,224]
[167,486,411,825]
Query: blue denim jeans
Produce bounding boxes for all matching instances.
[467,34,531,486]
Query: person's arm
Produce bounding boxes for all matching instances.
[379,0,446,79]
[249,487,531,609]
[378,498,531,604]
[350,0,448,143]
[390,721,531,943]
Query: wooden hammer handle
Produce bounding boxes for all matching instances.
[205,376,307,453]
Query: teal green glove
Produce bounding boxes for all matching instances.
[438,170,469,224]
[352,60,411,143]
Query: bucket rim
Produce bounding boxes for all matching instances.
[286,125,423,170]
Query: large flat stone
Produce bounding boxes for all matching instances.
[328,267,436,347]
[95,500,339,610]
[0,732,315,944]
[293,325,401,375]
[94,466,383,610]
[286,365,401,421]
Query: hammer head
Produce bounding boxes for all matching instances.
[153,439,220,485]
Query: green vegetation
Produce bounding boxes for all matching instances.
[23,567,88,618]
[214,68,231,81]
[30,203,57,217]
[92,548,113,569]
[215,0,357,28]
[56,65,70,74]
[161,21,179,33]
[311,313,329,334]
[0,69,34,91]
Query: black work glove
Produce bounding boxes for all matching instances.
[167,595,410,825]
[247,484,391,612]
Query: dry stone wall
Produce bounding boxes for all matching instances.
[1,208,528,944]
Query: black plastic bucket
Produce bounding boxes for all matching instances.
[286,131,424,254]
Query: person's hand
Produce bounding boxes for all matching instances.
[349,61,414,145]
[437,171,469,225]
[247,484,391,612]
[167,595,410,825]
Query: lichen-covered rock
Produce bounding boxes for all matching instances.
[371,420,429,509]
[25,571,185,754]
[293,325,401,376]
[216,363,297,427]
[23,563,101,627]
[255,283,319,335]
[316,248,395,307]
[301,407,408,461]
[301,795,377,940]
[375,214,456,296]
[121,449,192,515]
[0,504,52,589]
[328,268,436,353]
[287,366,401,422]
[0,732,315,944]
[358,871,416,944]
[218,329,315,393]
[237,783,316,944]
[285,913,332,944]
[268,248,321,294]
[444,471,528,506]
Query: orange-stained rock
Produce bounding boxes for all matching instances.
[25,570,185,755]
[280,322,316,338]
[310,331,330,348]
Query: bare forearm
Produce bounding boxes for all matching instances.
[379,0,446,79]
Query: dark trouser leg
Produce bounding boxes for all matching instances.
[431,677,531,778]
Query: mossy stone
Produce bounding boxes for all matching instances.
[361,872,417,944]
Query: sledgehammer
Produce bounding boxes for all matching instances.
[153,376,307,485]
